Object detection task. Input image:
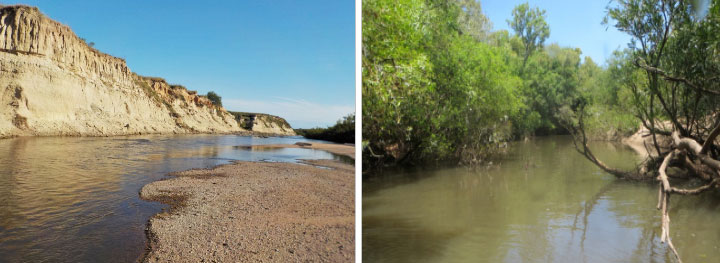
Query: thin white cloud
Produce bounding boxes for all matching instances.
[224,98,354,129]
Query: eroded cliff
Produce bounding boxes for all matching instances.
[0,5,295,138]
[230,111,297,136]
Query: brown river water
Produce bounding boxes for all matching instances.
[363,136,720,263]
[0,135,345,263]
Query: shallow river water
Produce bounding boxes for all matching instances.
[0,135,345,263]
[363,136,720,263]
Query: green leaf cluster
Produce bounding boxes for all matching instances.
[363,0,521,165]
[362,0,641,167]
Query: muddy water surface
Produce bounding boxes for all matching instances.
[363,136,720,262]
[0,135,342,263]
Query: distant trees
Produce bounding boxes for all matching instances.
[507,2,550,69]
[206,91,222,107]
[296,114,355,144]
[455,0,492,41]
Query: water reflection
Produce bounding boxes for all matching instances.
[363,136,720,262]
[0,135,339,262]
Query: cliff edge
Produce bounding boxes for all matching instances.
[0,5,295,138]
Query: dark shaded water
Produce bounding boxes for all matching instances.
[363,136,720,263]
[0,135,344,263]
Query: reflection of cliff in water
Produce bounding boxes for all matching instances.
[0,134,337,262]
[0,136,139,262]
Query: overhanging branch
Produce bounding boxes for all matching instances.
[635,60,720,96]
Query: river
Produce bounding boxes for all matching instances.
[363,136,720,262]
[0,135,345,262]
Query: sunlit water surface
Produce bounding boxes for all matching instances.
[0,135,346,262]
[363,136,720,263]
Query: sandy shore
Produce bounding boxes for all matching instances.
[236,143,355,159]
[140,158,354,262]
[621,124,673,158]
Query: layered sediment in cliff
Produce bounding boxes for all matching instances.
[0,5,295,138]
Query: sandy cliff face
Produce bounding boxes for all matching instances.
[230,111,297,136]
[0,5,294,138]
[251,115,296,135]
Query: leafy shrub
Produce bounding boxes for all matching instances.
[207,91,222,107]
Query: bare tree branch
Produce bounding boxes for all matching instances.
[635,60,720,96]
[700,120,720,154]
[672,131,720,171]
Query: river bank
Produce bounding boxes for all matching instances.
[620,123,674,158]
[140,144,355,262]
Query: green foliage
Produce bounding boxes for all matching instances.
[206,91,222,107]
[363,0,521,165]
[228,111,255,129]
[361,0,720,173]
[507,2,550,68]
[514,44,584,135]
[575,50,640,137]
[296,114,355,144]
[583,104,639,139]
[454,0,492,41]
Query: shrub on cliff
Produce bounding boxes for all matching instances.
[207,91,222,107]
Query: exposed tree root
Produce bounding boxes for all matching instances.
[565,110,720,262]
[653,132,720,262]
[657,150,681,262]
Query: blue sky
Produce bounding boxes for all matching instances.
[483,0,632,65]
[2,0,355,128]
